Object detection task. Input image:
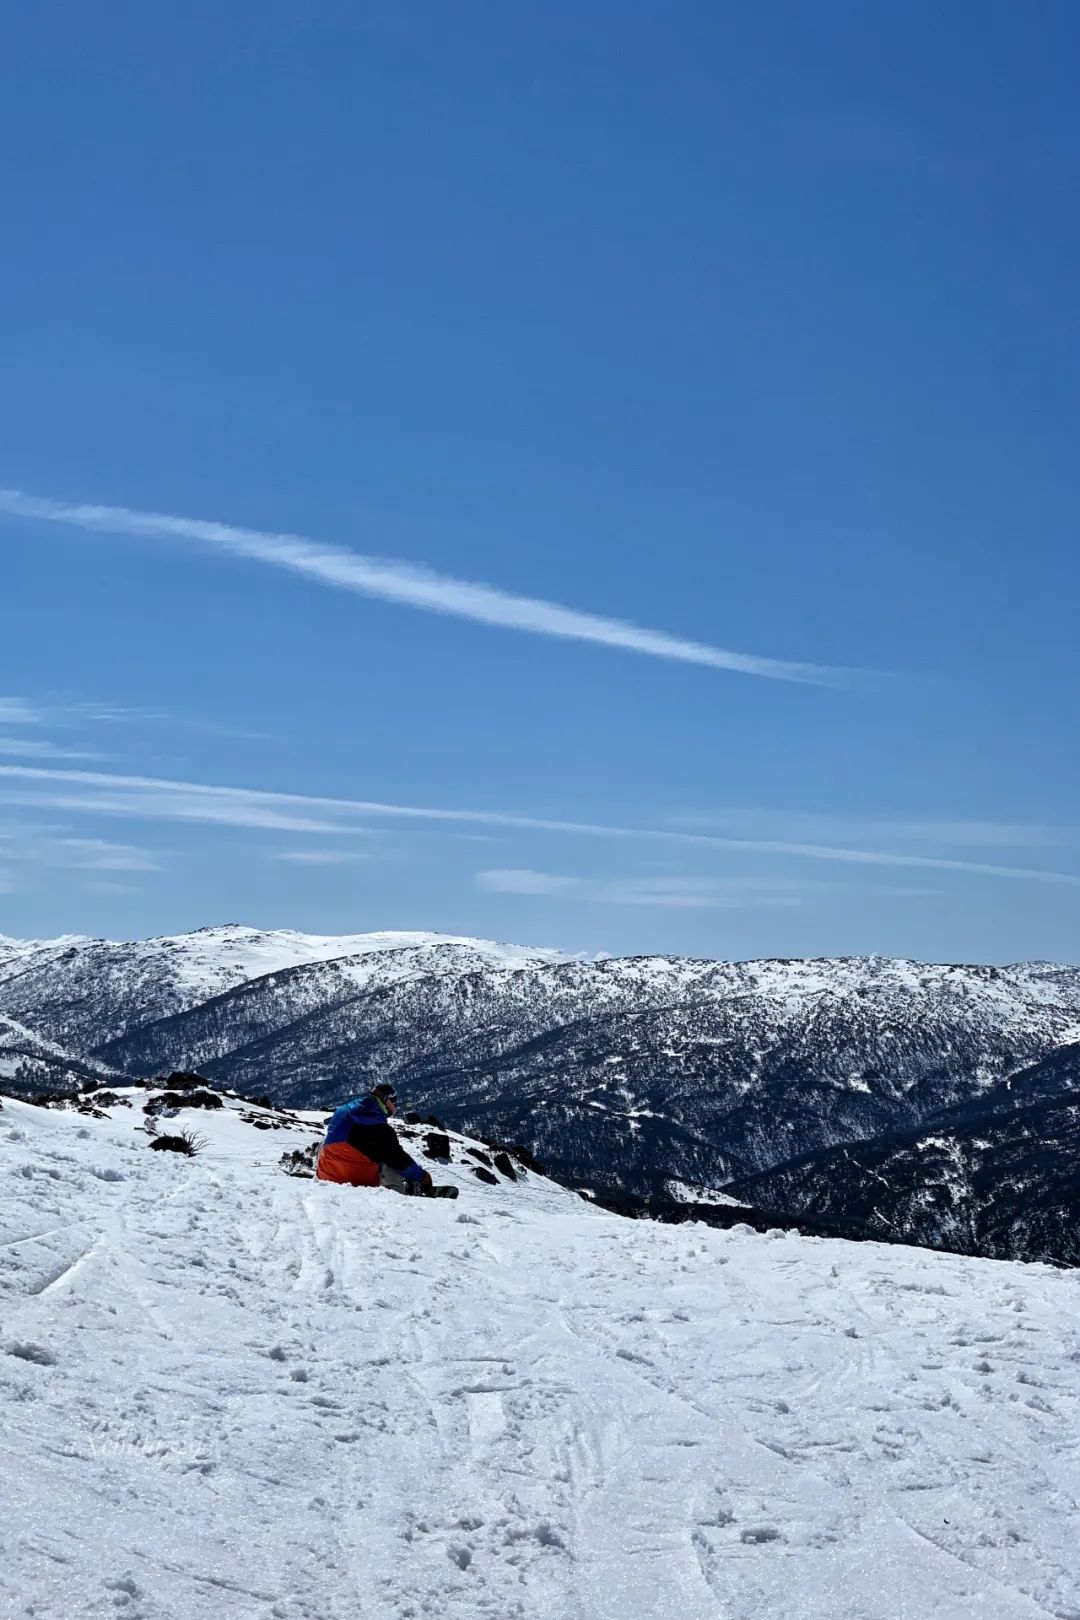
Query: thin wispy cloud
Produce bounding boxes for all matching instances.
[0,488,840,685]
[0,736,105,762]
[70,703,272,742]
[11,793,348,835]
[276,849,370,866]
[72,703,170,724]
[6,693,267,742]
[0,763,1078,889]
[478,869,582,897]
[53,838,162,872]
[477,870,807,909]
[0,698,40,725]
[0,828,163,873]
[678,810,1071,850]
[705,836,1080,887]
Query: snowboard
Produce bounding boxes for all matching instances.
[425,1184,460,1200]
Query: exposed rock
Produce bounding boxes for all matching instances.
[492,1151,518,1181]
[280,1142,320,1178]
[144,1089,223,1114]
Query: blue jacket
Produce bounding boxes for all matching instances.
[323,1095,425,1181]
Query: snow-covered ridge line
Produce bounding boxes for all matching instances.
[0,922,567,965]
[2,923,1077,971]
[0,926,569,1049]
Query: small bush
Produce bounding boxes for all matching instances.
[148,1128,205,1157]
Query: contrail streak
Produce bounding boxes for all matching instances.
[0,488,840,684]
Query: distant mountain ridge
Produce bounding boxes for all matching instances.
[0,1011,118,1095]
[2,924,1078,1262]
[728,1042,1080,1265]
[0,925,562,1050]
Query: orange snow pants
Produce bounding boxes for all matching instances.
[315,1142,380,1187]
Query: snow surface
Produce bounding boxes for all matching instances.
[2,1091,1079,1620]
[665,1180,752,1208]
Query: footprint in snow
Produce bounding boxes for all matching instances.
[740,1524,783,1545]
[103,1575,140,1607]
[5,1341,58,1366]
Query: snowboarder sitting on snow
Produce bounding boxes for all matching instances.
[316,1083,433,1195]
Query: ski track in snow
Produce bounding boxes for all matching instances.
[1,1098,1079,1620]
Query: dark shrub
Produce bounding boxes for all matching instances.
[149,1129,204,1156]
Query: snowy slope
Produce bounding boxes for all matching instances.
[0,1012,117,1094]
[730,1043,1080,1265]
[2,1090,1079,1619]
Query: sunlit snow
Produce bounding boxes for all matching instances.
[2,1089,1078,1619]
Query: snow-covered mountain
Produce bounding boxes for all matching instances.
[65,932,1080,1190]
[3,926,1079,1260]
[729,1042,1080,1266]
[2,1081,1078,1620]
[0,1011,117,1096]
[0,924,562,1050]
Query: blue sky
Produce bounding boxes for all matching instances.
[2,1,1079,961]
